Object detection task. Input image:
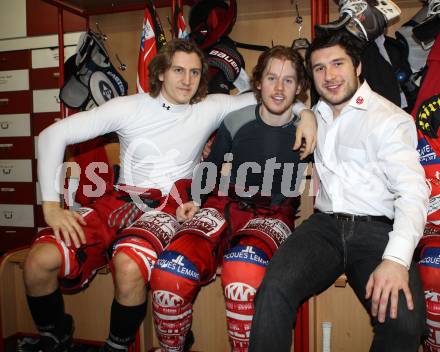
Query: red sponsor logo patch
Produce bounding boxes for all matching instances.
[356,96,364,105]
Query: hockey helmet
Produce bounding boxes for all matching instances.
[189,0,237,48]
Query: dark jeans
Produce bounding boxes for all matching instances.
[249,212,426,352]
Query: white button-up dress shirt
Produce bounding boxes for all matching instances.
[314,82,429,268]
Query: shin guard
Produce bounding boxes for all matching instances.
[151,251,200,352]
[418,239,440,351]
[221,245,269,351]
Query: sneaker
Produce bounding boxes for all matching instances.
[16,315,74,352]
[16,333,72,352]
[16,337,41,352]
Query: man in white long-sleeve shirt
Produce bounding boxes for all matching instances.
[19,39,316,352]
[250,32,429,352]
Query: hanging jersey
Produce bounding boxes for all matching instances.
[413,36,440,225]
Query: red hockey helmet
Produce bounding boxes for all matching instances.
[189,0,237,49]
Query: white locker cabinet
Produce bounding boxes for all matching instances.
[0,70,29,92]
[0,0,27,40]
[32,89,60,113]
[0,159,33,183]
[0,114,31,137]
[0,204,34,228]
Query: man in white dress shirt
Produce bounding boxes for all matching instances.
[249,31,429,352]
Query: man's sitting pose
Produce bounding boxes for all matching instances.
[150,46,311,352]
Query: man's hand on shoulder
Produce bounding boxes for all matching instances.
[43,201,87,248]
[294,109,317,160]
[176,201,200,222]
[365,259,413,323]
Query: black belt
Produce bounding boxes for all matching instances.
[319,211,393,225]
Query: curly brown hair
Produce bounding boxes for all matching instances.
[251,46,310,103]
[148,39,209,104]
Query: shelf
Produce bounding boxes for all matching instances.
[41,0,196,17]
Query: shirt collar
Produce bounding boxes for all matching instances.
[315,81,372,123]
[157,93,190,113]
[346,81,372,111]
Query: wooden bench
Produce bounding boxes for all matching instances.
[0,248,114,351]
[0,248,234,352]
[0,247,312,352]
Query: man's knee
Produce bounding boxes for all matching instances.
[111,236,158,286]
[112,252,145,290]
[24,243,62,277]
[375,290,425,341]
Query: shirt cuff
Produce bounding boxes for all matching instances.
[382,233,415,270]
[291,101,307,116]
[382,255,410,270]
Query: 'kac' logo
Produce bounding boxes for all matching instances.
[224,282,256,301]
[152,290,184,307]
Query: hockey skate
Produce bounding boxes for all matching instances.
[413,0,440,48]
[97,343,127,352]
[316,0,401,41]
[16,315,74,352]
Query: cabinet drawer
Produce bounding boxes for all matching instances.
[33,89,60,113]
[32,112,61,135]
[30,67,60,89]
[0,204,34,227]
[0,227,35,253]
[0,137,34,158]
[0,159,32,182]
[0,91,31,114]
[0,50,31,71]
[0,69,29,92]
[0,114,31,137]
[0,182,35,204]
[31,46,76,69]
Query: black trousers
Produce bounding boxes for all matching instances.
[249,212,426,352]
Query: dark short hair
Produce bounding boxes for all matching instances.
[305,31,363,76]
[148,39,209,104]
[251,45,310,103]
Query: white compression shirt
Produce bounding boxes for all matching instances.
[38,92,305,201]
